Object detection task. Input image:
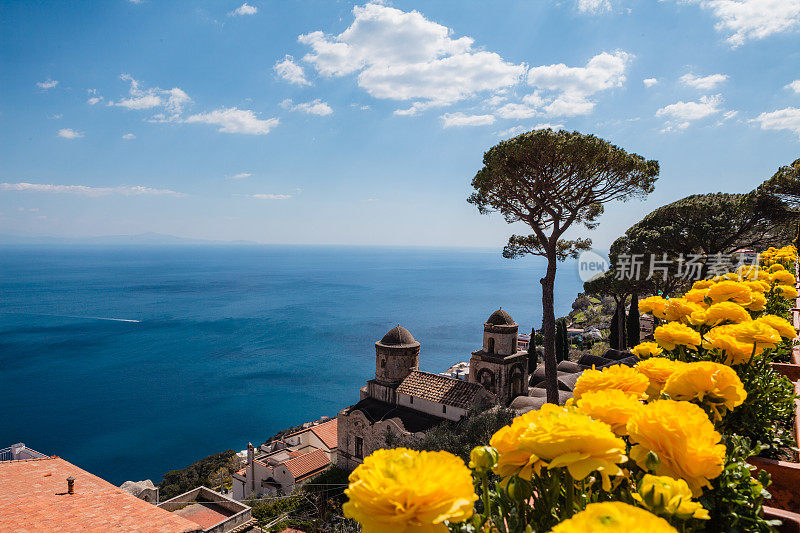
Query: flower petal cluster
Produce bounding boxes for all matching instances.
[755,314,797,339]
[551,502,677,533]
[490,404,626,489]
[627,400,725,496]
[633,474,710,520]
[689,301,751,327]
[639,296,668,319]
[572,364,649,400]
[662,362,746,420]
[705,280,752,305]
[664,298,704,323]
[342,448,476,533]
[571,389,644,436]
[631,341,663,359]
[635,357,686,399]
[653,322,702,350]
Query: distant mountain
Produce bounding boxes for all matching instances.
[0,232,259,245]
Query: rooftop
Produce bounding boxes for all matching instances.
[283,449,330,481]
[397,370,486,409]
[0,457,200,532]
[346,397,444,433]
[309,419,338,449]
[486,308,516,326]
[376,325,419,348]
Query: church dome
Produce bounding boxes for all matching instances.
[486,309,515,326]
[378,325,419,347]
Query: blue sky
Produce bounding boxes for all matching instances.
[1,0,799,247]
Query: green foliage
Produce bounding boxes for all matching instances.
[390,407,516,466]
[699,436,780,533]
[753,158,800,248]
[555,319,568,363]
[158,450,240,500]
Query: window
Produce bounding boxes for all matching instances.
[355,436,364,459]
[380,359,386,369]
[487,337,495,354]
[409,396,414,404]
[442,405,447,414]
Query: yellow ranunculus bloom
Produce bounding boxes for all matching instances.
[627,400,725,496]
[744,280,771,293]
[664,298,704,323]
[756,314,797,339]
[636,357,687,399]
[689,301,751,327]
[683,289,708,305]
[490,404,627,490]
[744,292,767,312]
[771,270,796,285]
[768,263,787,272]
[705,280,752,304]
[631,341,663,359]
[639,295,668,319]
[653,322,702,350]
[551,502,677,533]
[572,364,649,400]
[633,474,710,520]
[703,328,759,365]
[571,388,644,436]
[662,361,746,421]
[342,448,477,533]
[776,285,799,299]
[692,279,715,290]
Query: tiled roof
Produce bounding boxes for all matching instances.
[283,449,330,481]
[347,397,443,433]
[310,419,338,450]
[0,457,201,532]
[397,370,485,409]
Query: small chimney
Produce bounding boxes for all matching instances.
[67,476,75,495]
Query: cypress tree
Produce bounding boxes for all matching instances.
[527,327,538,373]
[626,294,640,348]
[609,309,619,350]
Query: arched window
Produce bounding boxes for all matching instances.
[487,337,495,354]
[380,359,386,369]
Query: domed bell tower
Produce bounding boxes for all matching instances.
[365,325,420,404]
[469,309,529,405]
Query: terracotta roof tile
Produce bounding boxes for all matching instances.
[396,371,485,409]
[0,457,201,532]
[283,450,330,481]
[309,420,338,450]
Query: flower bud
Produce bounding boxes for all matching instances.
[505,476,532,502]
[469,446,498,473]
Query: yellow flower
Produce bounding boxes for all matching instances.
[633,474,710,520]
[636,357,687,399]
[768,263,787,272]
[342,448,476,533]
[702,328,758,365]
[756,314,797,339]
[551,502,677,533]
[744,280,771,293]
[689,301,751,327]
[683,289,708,305]
[571,389,644,436]
[662,362,746,421]
[640,296,668,319]
[706,280,752,304]
[771,270,796,285]
[776,285,799,299]
[744,292,767,312]
[573,364,649,400]
[653,322,702,350]
[664,298,704,323]
[631,341,663,359]
[724,321,782,347]
[490,404,627,490]
[627,400,725,496]
[692,279,715,290]
[469,446,498,473]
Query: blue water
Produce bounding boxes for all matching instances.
[0,245,581,484]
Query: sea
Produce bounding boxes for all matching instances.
[0,245,582,485]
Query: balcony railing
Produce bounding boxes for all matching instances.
[0,443,47,461]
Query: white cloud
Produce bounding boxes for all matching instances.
[109,74,191,120]
[47,114,62,120]
[440,112,496,128]
[680,72,729,90]
[249,193,292,200]
[122,133,136,140]
[230,2,257,16]
[496,123,565,137]
[184,107,279,134]
[495,93,545,119]
[665,0,800,47]
[88,96,103,105]
[752,107,800,137]
[643,78,659,87]
[0,182,185,197]
[281,98,333,115]
[58,128,84,139]
[274,55,311,86]
[295,3,525,109]
[786,79,800,93]
[656,94,723,130]
[526,51,631,117]
[230,172,252,179]
[576,0,611,14]
[37,79,58,90]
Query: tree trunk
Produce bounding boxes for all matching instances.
[540,251,559,404]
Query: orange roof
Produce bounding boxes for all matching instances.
[0,457,201,533]
[283,449,330,481]
[310,419,338,450]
